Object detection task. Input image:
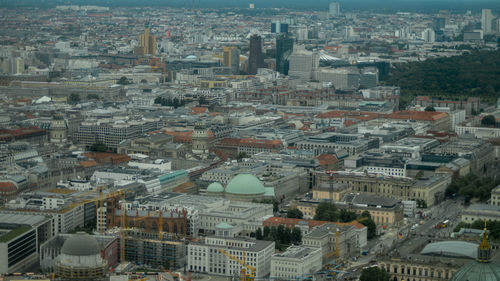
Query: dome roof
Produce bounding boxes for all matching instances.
[207,182,224,193]
[225,174,265,195]
[451,262,500,281]
[421,241,478,259]
[61,232,100,256]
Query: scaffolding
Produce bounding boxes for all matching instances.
[118,229,186,269]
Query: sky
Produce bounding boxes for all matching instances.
[1,0,499,12]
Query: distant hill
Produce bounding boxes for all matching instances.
[386,50,500,107]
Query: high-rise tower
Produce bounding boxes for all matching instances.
[276,34,294,75]
[248,35,264,75]
[223,47,240,75]
[139,23,156,55]
[482,9,493,34]
[329,2,340,17]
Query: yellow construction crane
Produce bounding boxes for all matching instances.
[217,249,256,281]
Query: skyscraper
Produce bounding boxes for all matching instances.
[271,21,289,34]
[248,34,264,75]
[223,46,240,75]
[139,23,157,55]
[421,28,436,43]
[482,9,493,34]
[329,2,340,17]
[289,48,319,81]
[276,34,294,75]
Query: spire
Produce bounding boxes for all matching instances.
[478,219,491,263]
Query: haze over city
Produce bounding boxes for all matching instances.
[0,0,499,281]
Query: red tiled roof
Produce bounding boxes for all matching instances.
[218,138,242,147]
[384,110,449,121]
[316,110,379,121]
[316,154,338,166]
[165,131,193,143]
[239,138,283,149]
[263,217,365,230]
[0,181,17,193]
[191,107,208,114]
[80,160,98,168]
[344,120,357,127]
[84,152,131,165]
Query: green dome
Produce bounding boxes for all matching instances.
[225,174,265,195]
[207,182,224,193]
[451,262,500,281]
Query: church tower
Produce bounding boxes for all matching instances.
[478,221,492,263]
[50,113,67,143]
[192,122,211,155]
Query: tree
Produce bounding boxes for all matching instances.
[199,96,208,105]
[482,115,496,127]
[90,142,108,153]
[287,208,304,219]
[117,76,130,85]
[314,202,340,222]
[237,152,249,162]
[340,209,358,223]
[255,228,263,240]
[359,267,391,281]
[424,106,436,112]
[359,211,377,239]
[68,93,80,105]
[291,227,302,245]
[87,93,100,100]
[263,226,270,238]
[140,79,148,84]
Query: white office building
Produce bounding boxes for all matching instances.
[421,28,436,43]
[329,2,340,17]
[187,223,275,278]
[482,9,493,34]
[289,49,319,81]
[271,246,322,279]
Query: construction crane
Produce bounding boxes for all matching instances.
[217,249,256,281]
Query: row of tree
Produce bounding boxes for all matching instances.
[445,174,500,201]
[255,225,302,250]
[454,220,500,241]
[288,202,377,239]
[154,97,186,108]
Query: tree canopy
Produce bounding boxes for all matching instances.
[386,50,500,107]
[117,76,131,85]
[90,142,108,153]
[481,115,496,127]
[68,93,80,105]
[314,202,378,239]
[360,267,391,281]
[424,106,436,111]
[256,226,302,250]
[445,174,500,201]
[287,208,304,219]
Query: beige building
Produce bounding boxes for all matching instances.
[461,204,500,224]
[490,186,500,206]
[317,171,451,207]
[302,223,365,264]
[378,240,486,281]
[271,246,322,279]
[294,194,403,226]
[312,182,349,201]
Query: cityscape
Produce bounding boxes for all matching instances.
[0,1,500,281]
